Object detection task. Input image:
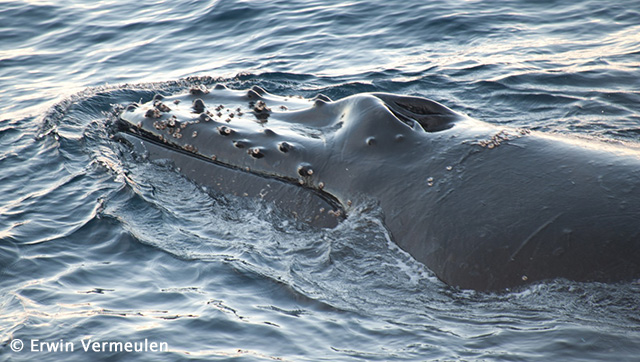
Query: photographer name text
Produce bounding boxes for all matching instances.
[11,338,168,353]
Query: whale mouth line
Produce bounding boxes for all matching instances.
[116,121,344,212]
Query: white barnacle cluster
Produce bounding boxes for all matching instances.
[183,144,197,153]
[144,108,162,119]
[327,209,343,218]
[477,128,530,149]
[152,115,187,139]
[427,176,434,187]
[143,86,255,150]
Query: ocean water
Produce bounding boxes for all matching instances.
[1,0,640,360]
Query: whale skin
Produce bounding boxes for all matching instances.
[116,84,640,291]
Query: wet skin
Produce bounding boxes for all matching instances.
[117,84,640,291]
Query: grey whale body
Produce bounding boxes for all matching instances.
[117,84,640,291]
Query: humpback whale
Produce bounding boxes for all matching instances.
[116,84,640,291]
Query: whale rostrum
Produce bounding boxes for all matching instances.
[117,84,640,291]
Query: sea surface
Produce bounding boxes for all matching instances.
[1,0,640,360]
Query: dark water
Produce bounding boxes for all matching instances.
[2,0,640,360]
